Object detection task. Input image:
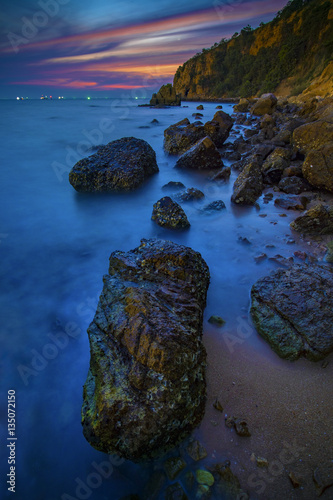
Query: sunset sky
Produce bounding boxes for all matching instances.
[0,0,289,98]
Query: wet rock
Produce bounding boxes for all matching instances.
[238,236,252,245]
[250,262,333,360]
[186,439,208,461]
[278,176,311,194]
[81,238,210,460]
[232,136,251,154]
[69,137,158,192]
[291,203,333,234]
[254,253,267,263]
[162,181,186,190]
[209,461,248,500]
[226,151,241,162]
[302,142,333,192]
[211,167,231,181]
[283,165,303,177]
[175,137,224,171]
[208,315,226,326]
[260,114,276,129]
[165,482,188,500]
[193,112,203,118]
[231,157,263,205]
[164,118,205,154]
[274,195,308,210]
[150,84,181,106]
[151,119,159,124]
[196,470,214,486]
[234,98,251,113]
[250,93,277,116]
[164,457,186,480]
[152,197,190,229]
[268,254,294,268]
[244,128,258,138]
[178,188,204,202]
[197,105,204,110]
[293,120,333,155]
[261,147,291,184]
[204,111,233,147]
[216,105,223,109]
[200,200,226,213]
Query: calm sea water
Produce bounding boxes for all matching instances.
[0,97,309,499]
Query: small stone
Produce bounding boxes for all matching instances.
[254,253,267,263]
[197,105,204,110]
[238,236,252,245]
[195,470,215,487]
[213,398,224,412]
[162,181,186,190]
[208,315,226,327]
[187,440,208,462]
[201,200,226,213]
[152,197,190,229]
[234,418,251,437]
[294,251,307,260]
[178,188,205,202]
[256,456,269,468]
[321,360,329,368]
[164,457,186,480]
[259,214,267,218]
[289,471,301,488]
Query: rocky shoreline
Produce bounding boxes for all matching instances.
[69,91,333,499]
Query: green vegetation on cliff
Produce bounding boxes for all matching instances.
[173,0,333,99]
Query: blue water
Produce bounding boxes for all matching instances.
[0,97,317,499]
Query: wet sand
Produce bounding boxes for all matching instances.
[195,316,333,499]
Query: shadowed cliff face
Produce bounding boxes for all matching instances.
[173,0,333,99]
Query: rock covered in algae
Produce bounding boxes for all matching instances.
[69,137,158,192]
[82,238,210,460]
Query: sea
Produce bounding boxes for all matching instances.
[0,96,324,500]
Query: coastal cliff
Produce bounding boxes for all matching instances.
[173,0,333,99]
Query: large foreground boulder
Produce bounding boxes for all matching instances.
[150,84,181,106]
[251,263,333,361]
[82,239,210,460]
[203,111,233,147]
[290,203,333,234]
[231,156,263,205]
[164,119,205,154]
[69,137,158,192]
[175,137,224,170]
[302,142,333,192]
